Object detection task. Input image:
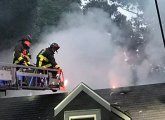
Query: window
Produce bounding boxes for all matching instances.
[71,118,94,120]
[69,114,95,120]
[64,109,100,120]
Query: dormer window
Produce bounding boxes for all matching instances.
[64,109,101,120]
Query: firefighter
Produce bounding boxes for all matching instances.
[13,35,32,66]
[36,43,61,80]
[13,35,32,86]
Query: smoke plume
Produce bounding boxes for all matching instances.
[1,0,165,93]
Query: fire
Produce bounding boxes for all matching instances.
[109,73,120,89]
[64,79,68,87]
[112,85,116,89]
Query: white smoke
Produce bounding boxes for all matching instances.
[136,0,165,85]
[1,0,165,94]
[33,1,165,91]
[32,8,129,91]
[144,0,165,64]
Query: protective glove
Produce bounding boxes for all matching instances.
[56,74,60,79]
[55,64,60,69]
[28,64,34,67]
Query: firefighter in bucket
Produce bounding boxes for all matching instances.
[36,43,64,90]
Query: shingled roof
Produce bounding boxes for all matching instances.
[54,82,131,120]
[0,83,165,120]
[95,83,165,120]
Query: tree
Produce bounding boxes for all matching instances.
[83,0,149,65]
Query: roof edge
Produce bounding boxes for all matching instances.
[54,82,131,120]
[54,82,110,116]
[111,106,132,120]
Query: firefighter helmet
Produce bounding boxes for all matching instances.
[22,35,32,48]
[22,35,32,42]
[50,43,60,53]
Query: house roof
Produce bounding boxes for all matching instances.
[0,82,164,120]
[54,82,131,120]
[0,92,68,120]
[95,83,165,120]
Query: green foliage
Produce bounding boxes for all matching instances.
[0,0,37,50]
[83,0,149,65]
[0,0,81,49]
[36,0,81,29]
[83,0,117,16]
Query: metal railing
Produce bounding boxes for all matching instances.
[0,62,60,90]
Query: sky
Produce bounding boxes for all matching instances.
[1,0,165,93]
